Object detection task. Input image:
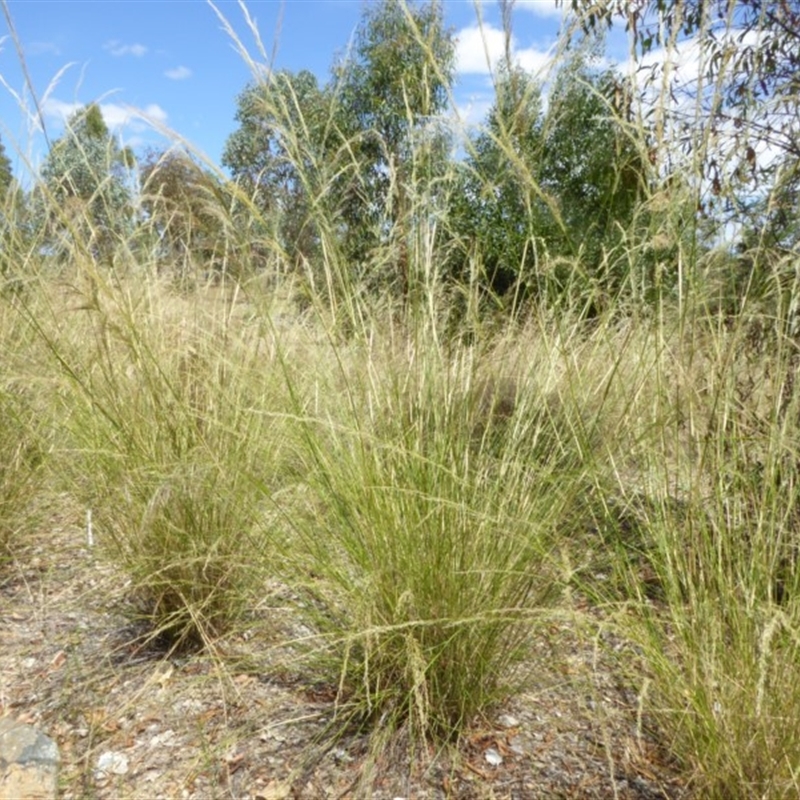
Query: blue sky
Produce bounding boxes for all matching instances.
[0,0,628,185]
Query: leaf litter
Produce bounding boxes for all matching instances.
[0,502,687,798]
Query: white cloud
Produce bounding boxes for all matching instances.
[99,103,143,129]
[26,41,61,57]
[102,103,169,130]
[456,24,506,75]
[103,40,147,58]
[41,98,81,123]
[164,65,192,80]
[43,98,168,133]
[455,23,554,76]
[139,103,169,126]
[516,46,553,74]
[515,0,566,18]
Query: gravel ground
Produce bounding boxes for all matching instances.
[1,502,687,799]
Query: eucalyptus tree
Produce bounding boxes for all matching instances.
[222,2,456,296]
[39,103,134,263]
[140,148,228,274]
[223,69,339,271]
[539,55,646,280]
[0,135,12,199]
[332,0,456,292]
[564,0,799,245]
[450,49,647,308]
[0,134,20,283]
[448,62,547,300]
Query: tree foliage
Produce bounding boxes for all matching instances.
[0,135,23,285]
[334,0,456,287]
[449,63,546,298]
[540,58,645,269]
[140,148,227,268]
[39,103,133,260]
[564,0,799,242]
[222,69,337,268]
[336,0,454,161]
[222,1,456,294]
[450,49,646,305]
[0,135,12,200]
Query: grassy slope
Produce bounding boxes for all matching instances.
[3,264,799,796]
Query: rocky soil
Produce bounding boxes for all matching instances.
[1,501,687,799]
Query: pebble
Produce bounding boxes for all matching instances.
[95,750,129,778]
[332,747,354,764]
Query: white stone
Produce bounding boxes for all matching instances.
[149,729,177,748]
[94,750,129,778]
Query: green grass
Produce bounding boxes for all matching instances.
[610,306,800,797]
[0,381,47,568]
[15,266,300,647]
[0,294,51,570]
[283,327,588,740]
[5,237,800,794]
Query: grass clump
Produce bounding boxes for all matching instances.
[602,303,800,797]
[0,296,51,570]
[34,270,296,648]
[3,0,800,793]
[286,328,590,742]
[0,383,47,568]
